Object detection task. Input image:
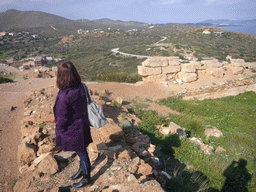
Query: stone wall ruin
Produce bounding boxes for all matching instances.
[138,56,255,84]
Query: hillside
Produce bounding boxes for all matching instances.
[0,9,152,36]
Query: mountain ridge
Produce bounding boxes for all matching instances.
[1,9,255,34]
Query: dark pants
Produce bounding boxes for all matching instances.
[76,149,91,176]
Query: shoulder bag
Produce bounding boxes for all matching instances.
[82,83,108,128]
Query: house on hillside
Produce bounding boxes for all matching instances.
[8,32,16,36]
[0,32,7,37]
[34,56,47,66]
[32,34,39,39]
[203,30,211,34]
[214,32,224,35]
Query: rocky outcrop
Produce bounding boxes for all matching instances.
[138,56,256,84]
[14,86,165,192]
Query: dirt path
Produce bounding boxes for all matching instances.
[0,76,56,192]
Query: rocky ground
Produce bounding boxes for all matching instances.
[0,67,256,192]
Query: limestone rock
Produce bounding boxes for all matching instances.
[178,72,197,83]
[115,97,123,105]
[40,112,55,123]
[162,65,181,74]
[205,125,223,138]
[181,63,196,73]
[37,153,59,175]
[88,142,108,154]
[206,67,225,78]
[147,144,156,156]
[142,57,169,67]
[201,59,223,68]
[231,59,245,67]
[189,137,214,155]
[194,62,207,70]
[18,143,37,166]
[118,149,136,159]
[159,122,186,136]
[98,119,124,142]
[215,146,227,153]
[137,163,153,176]
[138,65,162,76]
[37,144,55,156]
[230,66,244,75]
[13,171,35,192]
[168,56,180,66]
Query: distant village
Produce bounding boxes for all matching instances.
[16,55,63,71]
[0,31,63,71]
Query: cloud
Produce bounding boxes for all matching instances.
[207,0,245,3]
[0,0,16,4]
[152,0,182,5]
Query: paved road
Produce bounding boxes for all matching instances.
[111,48,149,58]
[111,36,167,58]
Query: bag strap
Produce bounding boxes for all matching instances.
[82,83,93,104]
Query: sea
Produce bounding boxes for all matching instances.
[218,24,256,37]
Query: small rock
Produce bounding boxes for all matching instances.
[150,157,161,166]
[215,146,226,153]
[11,106,17,111]
[108,145,124,152]
[161,171,172,179]
[138,163,153,176]
[115,97,123,105]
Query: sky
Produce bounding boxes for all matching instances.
[0,0,255,24]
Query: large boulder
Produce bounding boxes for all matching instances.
[138,65,161,76]
[230,66,244,75]
[142,57,169,67]
[181,63,196,73]
[37,153,59,175]
[231,59,245,67]
[162,65,181,74]
[168,56,180,66]
[201,59,223,68]
[206,67,225,78]
[97,118,124,142]
[194,62,207,70]
[178,72,197,83]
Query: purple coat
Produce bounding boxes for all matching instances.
[54,83,93,151]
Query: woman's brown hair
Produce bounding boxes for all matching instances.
[56,61,81,90]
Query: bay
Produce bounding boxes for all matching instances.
[218,24,256,37]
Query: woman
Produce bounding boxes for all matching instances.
[54,61,92,188]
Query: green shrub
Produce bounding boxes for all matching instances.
[94,72,142,83]
[251,68,256,73]
[0,72,14,84]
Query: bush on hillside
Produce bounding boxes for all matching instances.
[93,72,142,83]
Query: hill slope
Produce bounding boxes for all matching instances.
[0,9,76,31]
